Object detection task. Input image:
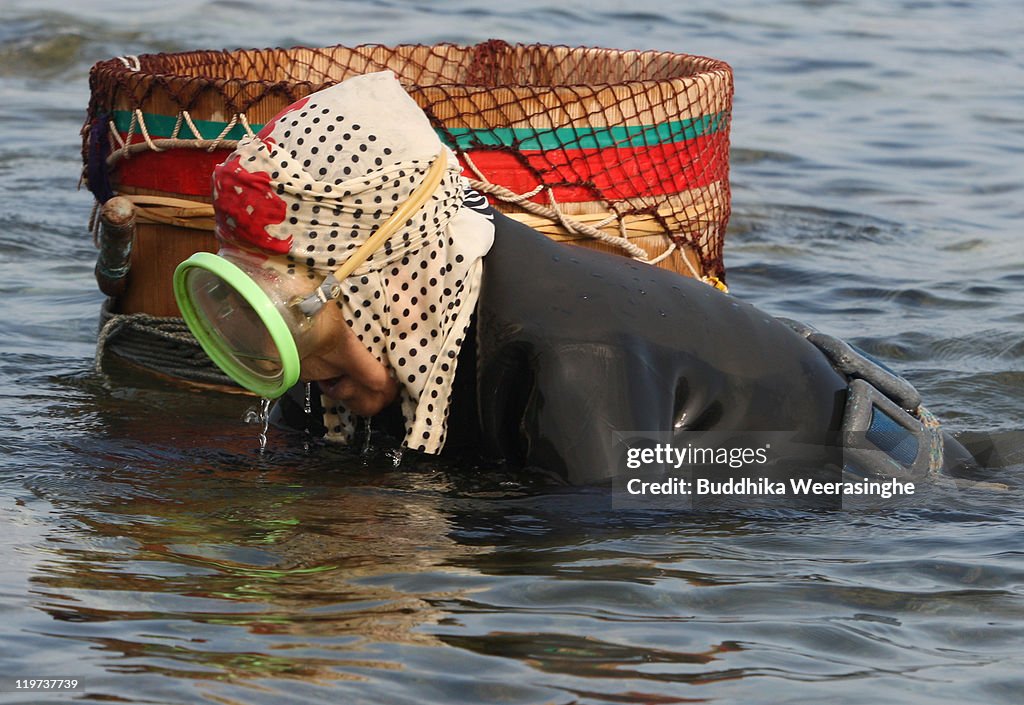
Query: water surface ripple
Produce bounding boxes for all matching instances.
[0,1,1022,703]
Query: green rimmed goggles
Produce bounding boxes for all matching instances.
[173,250,340,398]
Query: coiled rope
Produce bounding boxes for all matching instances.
[95,300,236,387]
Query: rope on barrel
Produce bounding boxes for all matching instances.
[461,152,652,261]
[95,301,236,387]
[108,110,253,164]
[116,55,140,71]
[461,153,699,276]
[98,107,690,269]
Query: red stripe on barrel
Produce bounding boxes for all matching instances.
[115,132,727,202]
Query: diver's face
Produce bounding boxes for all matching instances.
[298,302,399,416]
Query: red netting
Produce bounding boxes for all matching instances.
[84,41,732,279]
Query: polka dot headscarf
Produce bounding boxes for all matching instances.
[211,71,494,453]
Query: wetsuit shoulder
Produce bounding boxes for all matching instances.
[475,211,849,485]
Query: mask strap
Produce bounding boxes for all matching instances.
[291,150,449,319]
[294,273,343,317]
[333,150,448,281]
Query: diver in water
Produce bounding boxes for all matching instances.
[174,71,977,488]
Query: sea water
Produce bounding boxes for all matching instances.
[1,1,1022,703]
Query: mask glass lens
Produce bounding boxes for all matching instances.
[184,267,284,380]
[173,251,304,398]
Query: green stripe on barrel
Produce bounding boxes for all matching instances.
[111,110,730,150]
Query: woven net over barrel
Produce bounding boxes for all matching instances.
[85,41,732,274]
[83,41,732,386]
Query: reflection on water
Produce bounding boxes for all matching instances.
[19,410,1024,703]
[17,364,1024,703]
[21,380,480,700]
[1,0,1023,702]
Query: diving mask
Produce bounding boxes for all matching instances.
[173,249,338,398]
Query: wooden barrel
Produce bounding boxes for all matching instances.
[84,41,733,319]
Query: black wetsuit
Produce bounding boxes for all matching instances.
[273,209,975,485]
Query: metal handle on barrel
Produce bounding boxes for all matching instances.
[95,196,136,297]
